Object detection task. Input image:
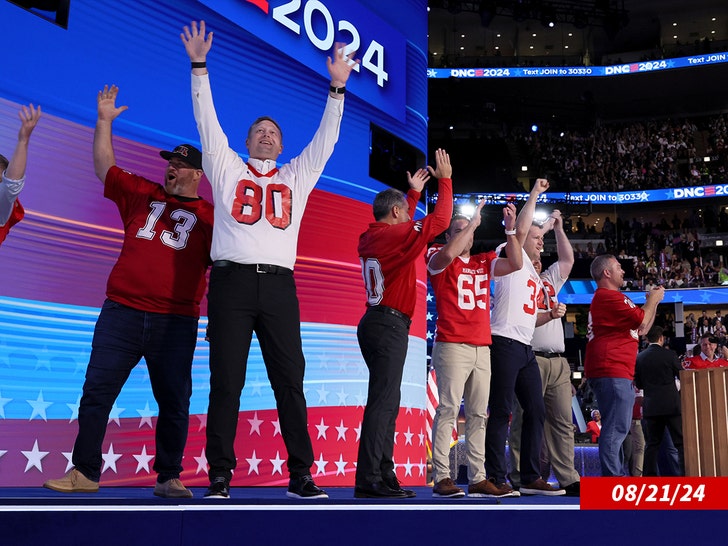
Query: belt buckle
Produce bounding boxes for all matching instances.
[256,264,267,274]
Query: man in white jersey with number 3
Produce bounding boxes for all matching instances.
[485,178,565,496]
[182,20,358,500]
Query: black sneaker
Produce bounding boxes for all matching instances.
[563,481,580,497]
[204,477,230,499]
[287,475,328,499]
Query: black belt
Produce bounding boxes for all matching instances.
[212,260,293,276]
[367,305,411,325]
[534,351,562,358]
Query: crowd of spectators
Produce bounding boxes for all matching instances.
[515,112,728,193]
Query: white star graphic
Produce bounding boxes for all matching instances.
[334,454,348,476]
[246,450,262,475]
[315,417,329,440]
[355,391,367,408]
[66,395,81,423]
[354,422,362,441]
[248,412,263,436]
[137,402,155,429]
[35,351,52,372]
[108,402,125,426]
[194,448,208,475]
[27,391,52,421]
[418,430,425,446]
[271,418,282,437]
[269,451,285,476]
[101,444,122,473]
[21,439,49,472]
[402,457,415,477]
[133,445,154,474]
[405,406,413,415]
[336,388,348,405]
[418,458,426,477]
[426,312,433,321]
[426,293,433,302]
[0,391,12,418]
[426,331,433,340]
[62,451,74,472]
[313,453,328,476]
[249,374,263,397]
[335,420,348,441]
[196,413,207,431]
[393,431,399,445]
[404,427,414,445]
[316,384,330,404]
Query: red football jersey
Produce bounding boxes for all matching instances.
[427,246,496,345]
[358,179,453,318]
[0,199,24,246]
[585,287,645,379]
[104,166,214,317]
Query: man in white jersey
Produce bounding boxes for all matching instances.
[508,210,580,496]
[182,20,358,499]
[484,179,565,496]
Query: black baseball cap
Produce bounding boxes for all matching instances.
[159,144,202,170]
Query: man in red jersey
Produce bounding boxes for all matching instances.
[43,85,214,498]
[0,103,41,246]
[354,148,453,499]
[427,200,522,498]
[683,333,728,369]
[585,254,664,476]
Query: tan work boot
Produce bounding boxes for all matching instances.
[43,468,99,493]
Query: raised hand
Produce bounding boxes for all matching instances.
[181,20,213,62]
[503,202,517,230]
[97,85,128,123]
[533,178,549,195]
[327,42,359,87]
[407,167,430,192]
[17,104,41,141]
[427,148,452,180]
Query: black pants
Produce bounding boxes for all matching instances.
[355,308,410,485]
[642,414,685,476]
[205,264,314,481]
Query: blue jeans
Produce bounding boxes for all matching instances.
[73,299,197,482]
[589,377,634,477]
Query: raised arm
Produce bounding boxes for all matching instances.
[93,85,128,183]
[429,200,485,271]
[550,210,574,278]
[4,104,41,181]
[493,203,523,276]
[326,42,359,100]
[181,20,213,77]
[405,167,430,213]
[516,178,549,245]
[423,148,454,237]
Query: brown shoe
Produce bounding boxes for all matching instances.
[520,478,565,496]
[154,478,193,498]
[432,477,465,498]
[43,469,99,493]
[468,478,520,498]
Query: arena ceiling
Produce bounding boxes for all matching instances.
[428,1,728,135]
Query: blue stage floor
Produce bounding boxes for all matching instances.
[0,486,724,546]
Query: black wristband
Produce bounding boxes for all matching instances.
[329,85,346,94]
[191,61,207,69]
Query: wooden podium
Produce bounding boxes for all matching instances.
[680,368,728,476]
